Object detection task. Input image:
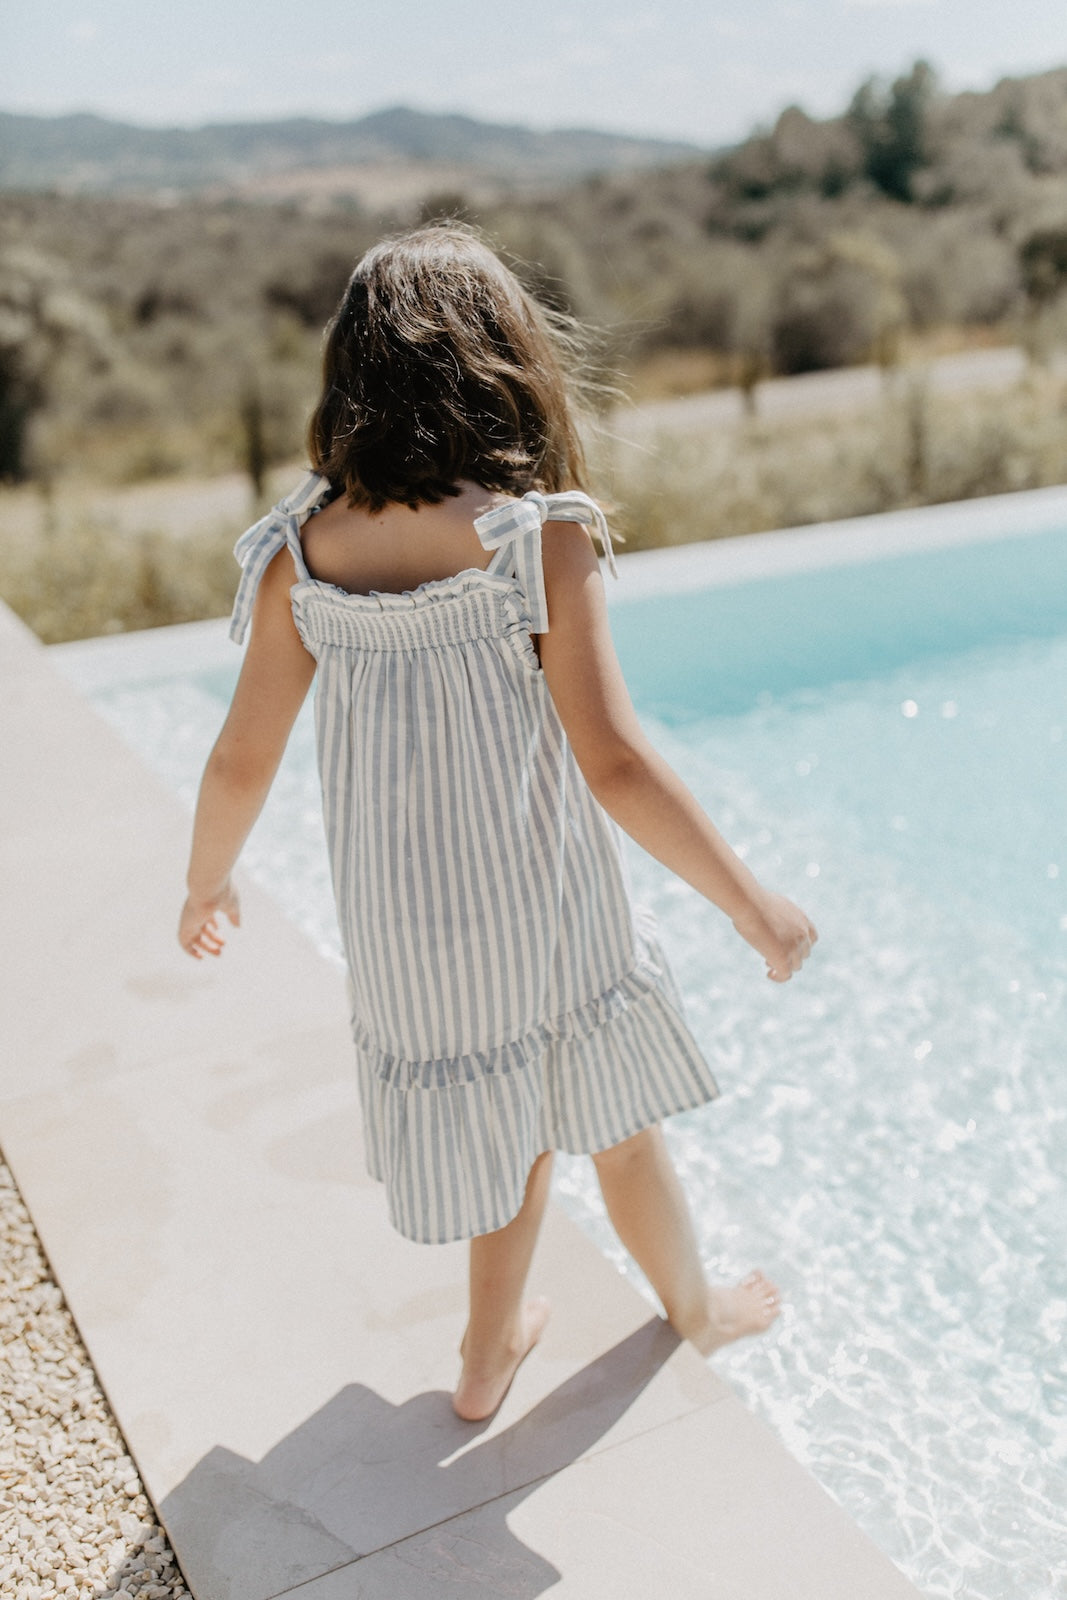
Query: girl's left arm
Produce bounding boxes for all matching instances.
[179,548,317,958]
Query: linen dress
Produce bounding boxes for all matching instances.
[230,473,720,1244]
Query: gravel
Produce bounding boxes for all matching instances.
[0,1158,191,1599]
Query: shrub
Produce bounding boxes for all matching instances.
[0,502,239,642]
[0,245,111,480]
[770,234,902,373]
[1019,228,1067,306]
[262,247,355,328]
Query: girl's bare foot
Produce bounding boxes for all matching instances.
[453,1296,551,1422]
[689,1271,781,1356]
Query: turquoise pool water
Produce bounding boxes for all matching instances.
[54,508,1067,1600]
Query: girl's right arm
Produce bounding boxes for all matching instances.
[537,522,817,982]
[179,547,317,958]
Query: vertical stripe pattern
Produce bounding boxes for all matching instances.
[235,483,720,1244]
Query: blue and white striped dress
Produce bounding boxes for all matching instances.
[231,473,720,1243]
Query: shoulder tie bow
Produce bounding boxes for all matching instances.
[473,490,618,634]
[229,470,331,644]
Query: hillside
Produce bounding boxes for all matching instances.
[3,60,1067,493]
[0,106,703,198]
[479,61,1067,372]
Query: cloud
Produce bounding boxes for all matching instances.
[66,19,99,42]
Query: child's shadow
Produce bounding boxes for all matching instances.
[154,1316,680,1600]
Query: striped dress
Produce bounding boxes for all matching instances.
[230,473,720,1244]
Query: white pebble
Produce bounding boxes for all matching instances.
[0,1158,190,1598]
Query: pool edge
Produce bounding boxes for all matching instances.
[608,481,1067,602]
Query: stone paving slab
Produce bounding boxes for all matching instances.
[0,810,343,1100]
[290,1398,922,1600]
[0,601,921,1599]
[3,1041,724,1599]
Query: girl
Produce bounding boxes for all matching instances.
[179,226,817,1423]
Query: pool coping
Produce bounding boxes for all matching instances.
[1,582,926,1595]
[609,480,1067,599]
[49,481,1067,694]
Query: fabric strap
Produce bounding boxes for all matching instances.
[230,479,617,644]
[473,490,618,634]
[229,470,331,644]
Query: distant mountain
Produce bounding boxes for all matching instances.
[0,107,705,198]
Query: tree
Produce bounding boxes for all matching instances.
[848,61,937,202]
[0,247,109,481]
[1019,229,1067,307]
[1018,228,1067,366]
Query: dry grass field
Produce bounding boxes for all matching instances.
[3,360,1066,643]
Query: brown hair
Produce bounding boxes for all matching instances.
[307,225,592,511]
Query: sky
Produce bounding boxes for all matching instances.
[3,0,1067,147]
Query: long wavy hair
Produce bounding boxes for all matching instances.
[307,226,592,510]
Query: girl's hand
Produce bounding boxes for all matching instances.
[732,890,818,982]
[179,882,241,959]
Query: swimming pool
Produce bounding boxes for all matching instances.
[53,488,1067,1600]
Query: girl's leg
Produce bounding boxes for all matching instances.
[591,1125,780,1355]
[453,1151,554,1422]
